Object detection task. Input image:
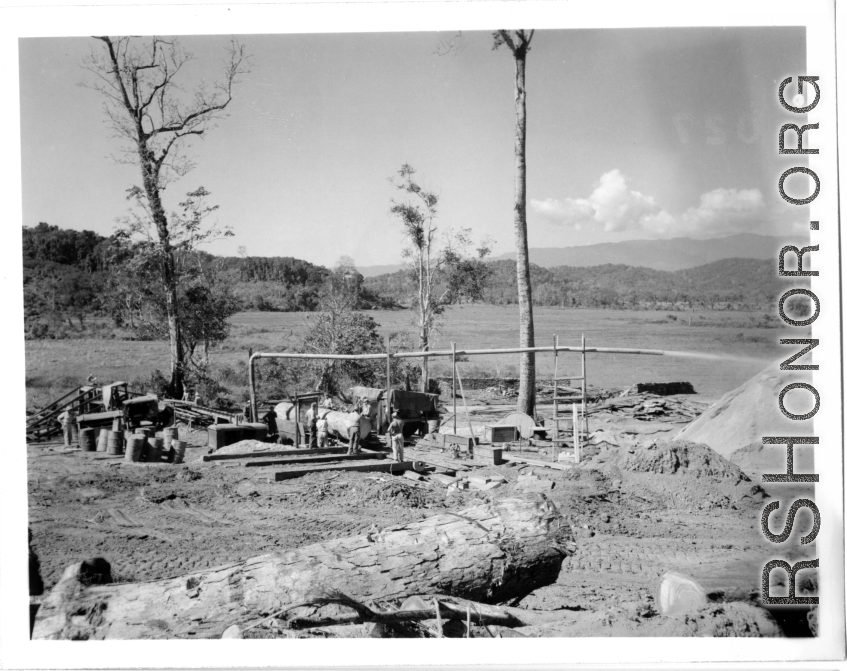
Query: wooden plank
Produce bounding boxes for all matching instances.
[246,452,382,468]
[274,460,419,481]
[203,447,346,462]
[501,453,574,471]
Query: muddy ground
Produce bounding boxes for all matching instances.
[27,390,817,637]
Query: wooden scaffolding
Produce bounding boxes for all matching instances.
[551,334,588,464]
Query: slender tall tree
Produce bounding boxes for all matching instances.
[493,30,536,416]
[85,36,247,398]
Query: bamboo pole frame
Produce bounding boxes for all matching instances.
[248,344,665,421]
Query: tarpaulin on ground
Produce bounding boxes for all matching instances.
[349,386,385,402]
[389,389,439,414]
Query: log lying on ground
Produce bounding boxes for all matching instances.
[33,496,572,640]
[274,402,372,441]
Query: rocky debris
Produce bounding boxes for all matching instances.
[516,473,555,493]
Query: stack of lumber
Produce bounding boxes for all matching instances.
[586,393,706,421]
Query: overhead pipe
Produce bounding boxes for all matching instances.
[248,345,664,421]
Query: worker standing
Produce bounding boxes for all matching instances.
[387,411,404,462]
[347,413,361,455]
[57,408,76,448]
[316,414,329,448]
[264,406,279,443]
[308,403,319,449]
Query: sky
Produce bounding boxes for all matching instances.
[19,27,808,268]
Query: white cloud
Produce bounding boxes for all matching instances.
[531,170,767,238]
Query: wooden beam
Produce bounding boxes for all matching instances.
[274,460,421,481]
[203,447,346,462]
[501,453,574,471]
[246,452,382,468]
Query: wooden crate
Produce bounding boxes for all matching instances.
[473,445,504,465]
[485,425,518,444]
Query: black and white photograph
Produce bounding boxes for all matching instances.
[1,0,843,667]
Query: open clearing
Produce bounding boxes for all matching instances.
[27,305,815,638]
[26,305,785,409]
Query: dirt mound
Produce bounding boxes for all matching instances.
[681,602,783,637]
[614,440,750,483]
[675,366,815,474]
[587,440,766,512]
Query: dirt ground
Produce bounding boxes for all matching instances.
[27,390,817,638]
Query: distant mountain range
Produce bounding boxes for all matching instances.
[357,233,787,276]
[493,233,787,272]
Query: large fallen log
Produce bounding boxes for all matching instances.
[275,402,372,441]
[33,496,573,640]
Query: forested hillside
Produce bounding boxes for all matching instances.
[23,222,791,341]
[22,224,392,338]
[366,258,794,310]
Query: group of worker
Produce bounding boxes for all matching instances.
[300,400,405,462]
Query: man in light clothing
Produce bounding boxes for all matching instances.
[57,409,76,447]
[316,415,329,448]
[347,413,361,455]
[387,411,404,462]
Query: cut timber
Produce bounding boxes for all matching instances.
[32,497,573,640]
[203,447,347,462]
[502,454,574,472]
[245,452,381,468]
[274,459,424,481]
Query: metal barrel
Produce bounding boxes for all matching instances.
[96,428,109,452]
[125,434,145,462]
[171,439,187,464]
[163,427,179,450]
[427,418,440,435]
[111,417,123,431]
[79,428,96,452]
[107,430,124,456]
[148,437,163,463]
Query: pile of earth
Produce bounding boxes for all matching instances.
[675,366,814,476]
[586,440,767,512]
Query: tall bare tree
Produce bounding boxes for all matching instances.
[390,165,442,393]
[85,36,247,397]
[493,29,536,416]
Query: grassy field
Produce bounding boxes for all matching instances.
[25,305,792,411]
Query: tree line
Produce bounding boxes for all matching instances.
[366,257,800,311]
[22,223,394,337]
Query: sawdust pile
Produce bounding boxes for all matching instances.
[214,439,281,456]
[675,366,814,475]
